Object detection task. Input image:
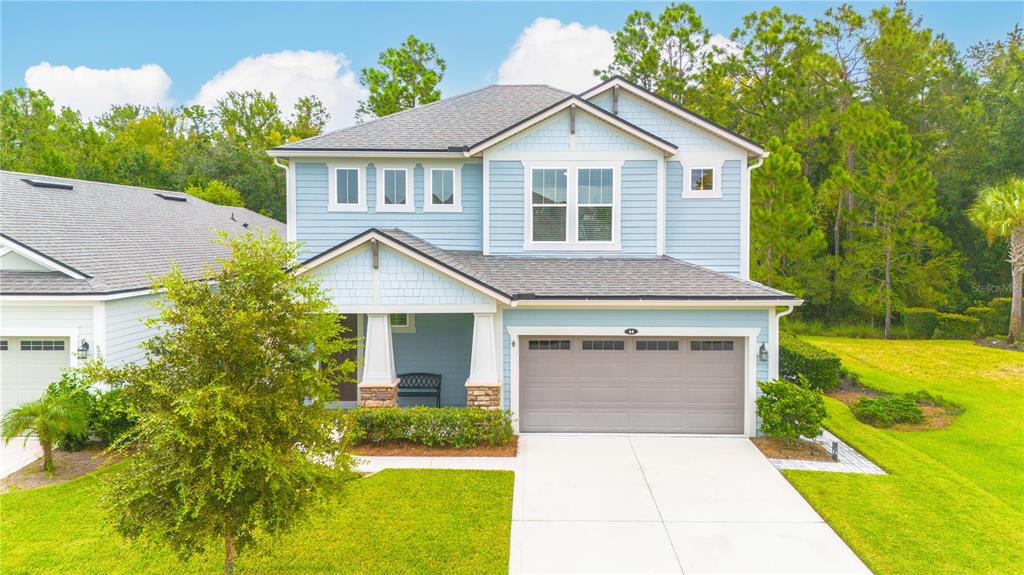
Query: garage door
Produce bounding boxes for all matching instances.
[0,337,70,417]
[519,336,744,433]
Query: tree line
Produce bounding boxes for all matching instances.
[1,1,1020,330]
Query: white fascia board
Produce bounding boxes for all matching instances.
[510,299,802,308]
[580,79,766,157]
[267,149,467,159]
[0,288,157,302]
[0,236,88,279]
[294,231,512,305]
[466,98,678,157]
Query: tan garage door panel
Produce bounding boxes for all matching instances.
[519,336,743,433]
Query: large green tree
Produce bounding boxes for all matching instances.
[93,231,355,574]
[751,137,828,299]
[356,35,446,121]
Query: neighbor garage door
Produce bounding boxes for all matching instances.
[0,337,70,417]
[519,336,744,433]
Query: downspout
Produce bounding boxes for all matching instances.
[742,153,767,281]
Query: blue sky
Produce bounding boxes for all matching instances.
[2,1,1021,128]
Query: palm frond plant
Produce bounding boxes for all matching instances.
[1,390,90,473]
[969,177,1024,343]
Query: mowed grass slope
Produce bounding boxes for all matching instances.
[0,468,514,575]
[786,338,1024,574]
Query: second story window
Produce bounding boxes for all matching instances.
[377,167,414,212]
[683,166,720,199]
[328,166,365,212]
[577,168,613,242]
[531,168,568,242]
[425,166,462,212]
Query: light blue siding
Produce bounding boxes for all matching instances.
[591,91,727,152]
[666,160,742,275]
[310,244,491,308]
[501,308,770,408]
[393,313,473,406]
[488,160,658,256]
[494,110,646,153]
[295,161,482,258]
[105,294,162,366]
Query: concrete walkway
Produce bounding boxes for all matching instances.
[1,437,42,479]
[358,435,871,574]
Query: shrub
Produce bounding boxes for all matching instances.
[46,371,95,451]
[756,378,826,444]
[989,297,1013,336]
[902,390,959,411]
[852,396,924,428]
[933,313,981,340]
[91,387,136,444]
[779,333,842,391]
[902,308,939,339]
[342,407,514,448]
[965,306,1003,336]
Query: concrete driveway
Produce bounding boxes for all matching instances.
[509,435,870,574]
[1,437,42,479]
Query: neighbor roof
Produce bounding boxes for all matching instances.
[0,171,285,296]
[300,228,798,302]
[271,84,570,152]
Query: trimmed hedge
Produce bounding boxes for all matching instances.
[852,395,924,428]
[933,313,981,340]
[902,308,939,339]
[779,333,842,391]
[341,407,514,448]
[966,306,1003,336]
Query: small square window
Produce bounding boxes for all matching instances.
[684,167,719,198]
[581,340,625,351]
[20,340,66,351]
[690,340,734,351]
[0,340,7,351]
[636,340,679,351]
[528,340,571,351]
[389,314,410,328]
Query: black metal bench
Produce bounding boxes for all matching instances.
[397,372,442,407]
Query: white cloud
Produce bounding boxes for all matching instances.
[498,18,614,93]
[191,50,366,129]
[24,62,172,118]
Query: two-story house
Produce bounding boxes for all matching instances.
[268,76,801,436]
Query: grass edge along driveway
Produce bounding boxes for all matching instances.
[784,338,1024,575]
[0,467,514,574]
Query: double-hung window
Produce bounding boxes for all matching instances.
[530,168,568,242]
[425,166,462,212]
[577,168,613,242]
[377,167,413,212]
[683,166,720,199]
[328,166,364,211]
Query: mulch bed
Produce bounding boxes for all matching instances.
[975,338,1023,352]
[827,382,958,431]
[349,436,518,457]
[2,444,121,492]
[751,437,833,461]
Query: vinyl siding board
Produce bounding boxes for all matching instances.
[104,294,162,366]
[295,161,482,258]
[591,91,727,152]
[492,110,647,153]
[488,160,526,254]
[392,313,473,407]
[666,160,742,275]
[501,307,771,409]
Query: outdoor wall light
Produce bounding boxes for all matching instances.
[758,342,768,362]
[77,339,90,360]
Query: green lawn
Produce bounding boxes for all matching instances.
[786,338,1024,575]
[0,468,513,574]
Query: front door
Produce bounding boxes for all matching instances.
[333,314,359,401]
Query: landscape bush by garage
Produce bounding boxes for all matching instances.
[933,313,981,339]
[756,378,826,444]
[779,333,842,391]
[851,395,925,428]
[901,308,939,339]
[342,407,514,448]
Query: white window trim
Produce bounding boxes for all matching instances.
[424,165,462,213]
[327,165,366,212]
[389,313,416,334]
[683,165,722,199]
[376,166,415,212]
[523,162,622,251]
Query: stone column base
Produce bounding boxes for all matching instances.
[358,383,398,408]
[466,383,501,410]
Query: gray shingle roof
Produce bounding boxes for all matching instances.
[272,85,570,152]
[1,171,285,295]
[334,229,796,301]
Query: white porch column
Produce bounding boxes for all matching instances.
[465,312,502,409]
[358,313,398,407]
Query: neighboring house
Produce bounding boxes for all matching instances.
[269,76,801,435]
[0,171,284,416]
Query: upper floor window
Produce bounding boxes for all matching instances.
[530,168,568,242]
[425,166,462,212]
[577,168,613,242]
[328,166,365,212]
[377,167,414,212]
[683,166,720,199]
